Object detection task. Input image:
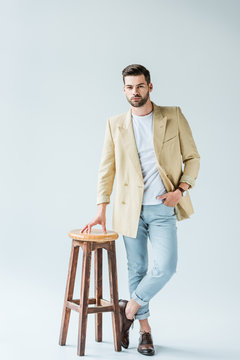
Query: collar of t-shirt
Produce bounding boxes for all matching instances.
[132,110,153,121]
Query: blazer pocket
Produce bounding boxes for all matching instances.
[163,134,178,143]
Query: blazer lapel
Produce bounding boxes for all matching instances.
[117,108,144,184]
[152,102,168,167]
[118,101,167,184]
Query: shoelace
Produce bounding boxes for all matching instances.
[139,331,152,342]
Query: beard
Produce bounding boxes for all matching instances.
[126,91,149,107]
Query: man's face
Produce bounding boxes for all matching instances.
[123,74,153,107]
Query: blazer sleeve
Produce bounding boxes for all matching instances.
[177,106,200,188]
[96,118,116,204]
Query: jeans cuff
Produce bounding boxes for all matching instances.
[134,310,150,320]
[131,290,148,306]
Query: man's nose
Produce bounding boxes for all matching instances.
[132,89,139,95]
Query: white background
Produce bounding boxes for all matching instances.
[1,0,240,359]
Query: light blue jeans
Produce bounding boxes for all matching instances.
[122,202,178,320]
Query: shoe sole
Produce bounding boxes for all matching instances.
[137,348,155,356]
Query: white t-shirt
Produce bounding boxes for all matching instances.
[132,110,167,205]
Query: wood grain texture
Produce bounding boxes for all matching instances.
[68,228,119,242]
[59,241,79,345]
[107,241,122,351]
[59,233,122,356]
[77,242,92,356]
[94,248,102,342]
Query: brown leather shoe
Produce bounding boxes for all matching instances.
[137,331,155,356]
[118,299,134,349]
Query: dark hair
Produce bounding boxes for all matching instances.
[122,64,151,85]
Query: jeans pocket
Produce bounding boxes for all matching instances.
[162,202,174,208]
[162,202,176,216]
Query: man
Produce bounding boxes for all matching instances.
[81,64,200,356]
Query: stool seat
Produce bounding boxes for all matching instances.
[68,228,119,242]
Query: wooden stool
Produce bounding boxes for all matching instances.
[59,228,122,356]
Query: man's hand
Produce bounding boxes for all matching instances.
[157,182,190,206]
[80,204,107,234]
[156,189,182,207]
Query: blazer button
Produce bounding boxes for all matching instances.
[121,201,126,204]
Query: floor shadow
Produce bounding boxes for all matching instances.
[154,345,240,360]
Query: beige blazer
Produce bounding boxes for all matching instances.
[96,101,200,238]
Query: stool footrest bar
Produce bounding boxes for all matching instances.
[87,305,114,314]
[66,298,115,313]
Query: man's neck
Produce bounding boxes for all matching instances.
[131,99,153,117]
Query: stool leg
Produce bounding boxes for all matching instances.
[77,242,92,356]
[59,241,79,346]
[107,241,122,352]
[94,247,102,342]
